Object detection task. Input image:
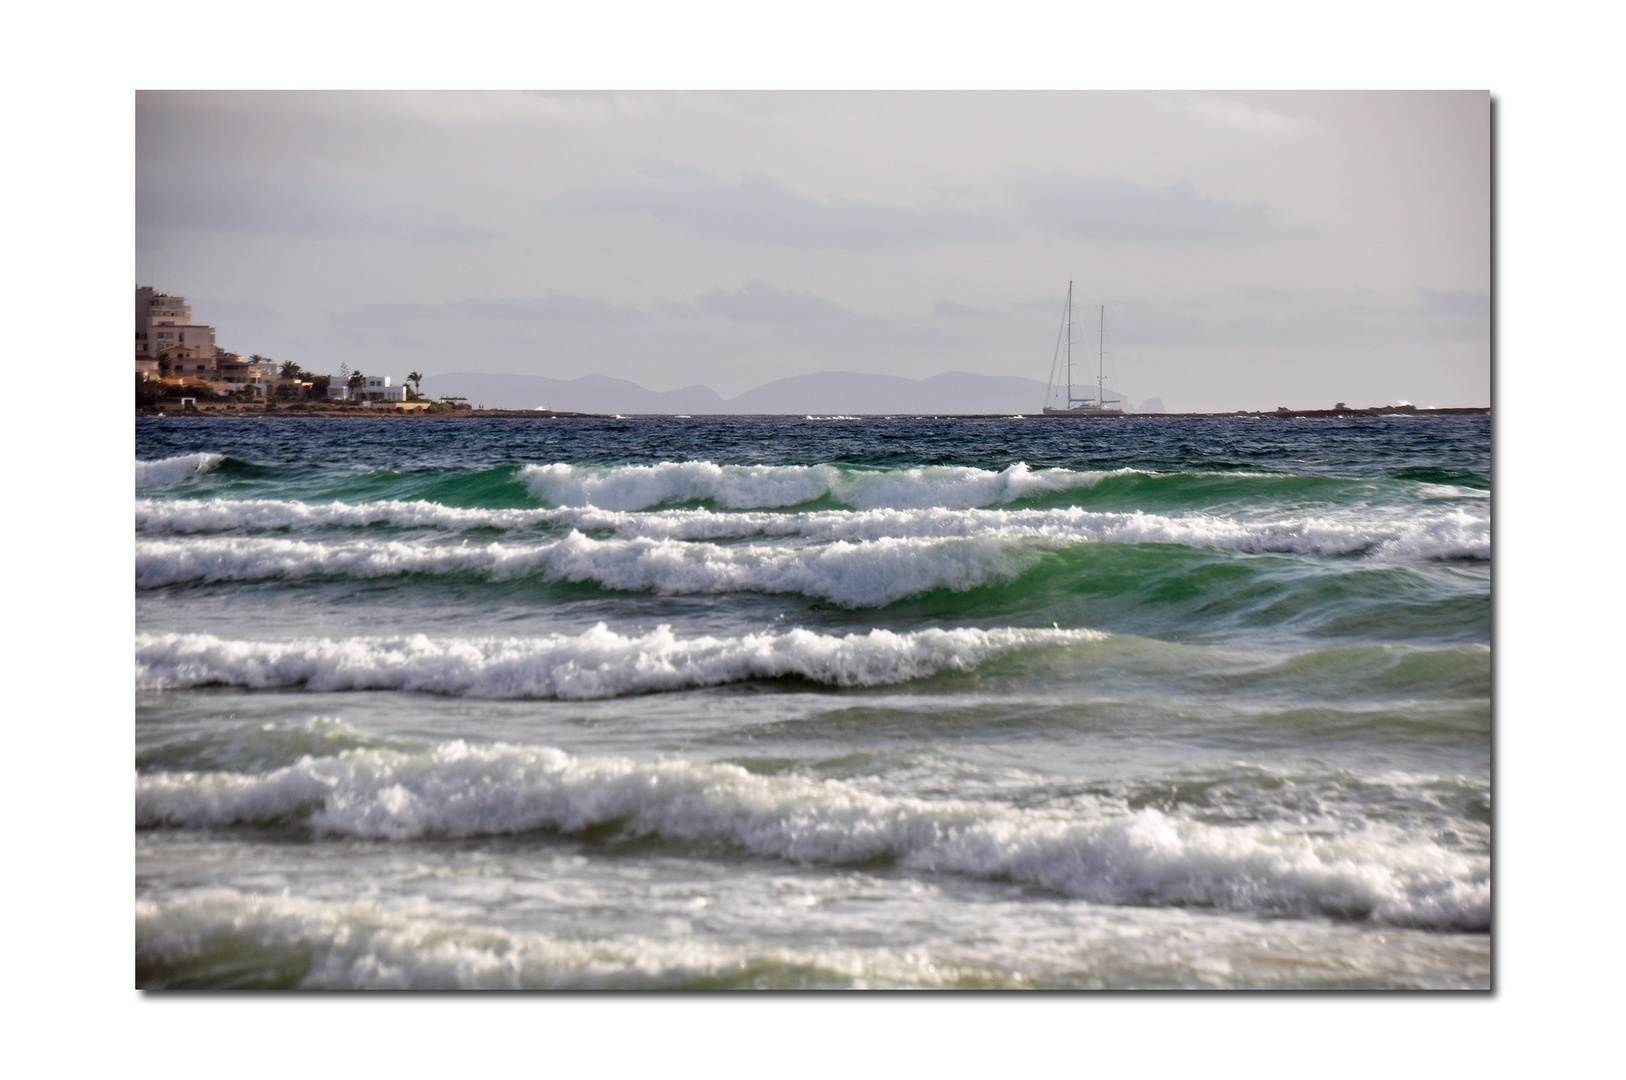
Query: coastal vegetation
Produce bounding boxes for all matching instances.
[138,352,462,415]
[136,286,457,415]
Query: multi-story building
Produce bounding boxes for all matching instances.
[212,355,282,396]
[137,287,411,404]
[137,286,218,378]
[214,353,253,387]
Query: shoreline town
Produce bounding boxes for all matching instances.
[135,286,1487,421]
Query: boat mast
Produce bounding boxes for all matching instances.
[1098,305,1105,410]
[1065,281,1074,407]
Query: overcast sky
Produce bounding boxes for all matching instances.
[136,90,1488,411]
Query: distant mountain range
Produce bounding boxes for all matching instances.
[419,371,1153,415]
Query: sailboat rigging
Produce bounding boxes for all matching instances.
[1042,281,1123,415]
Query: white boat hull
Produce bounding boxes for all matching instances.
[1042,285,1124,417]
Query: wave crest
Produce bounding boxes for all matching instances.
[523,461,837,510]
[134,532,1054,605]
[136,743,1489,930]
[135,889,1023,989]
[134,497,1490,562]
[135,624,1098,698]
[520,460,1110,511]
[136,453,224,486]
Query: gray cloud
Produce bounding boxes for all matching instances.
[1110,289,1490,348]
[549,163,1007,248]
[1237,287,1300,303]
[1415,289,1490,320]
[138,177,495,243]
[1166,93,1316,137]
[932,299,1005,318]
[332,293,646,327]
[694,281,855,323]
[191,297,279,321]
[1008,174,1279,241]
[455,295,648,325]
[1012,296,1068,312]
[329,302,437,327]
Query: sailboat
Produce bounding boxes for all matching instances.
[1042,281,1124,415]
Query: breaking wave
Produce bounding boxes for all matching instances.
[134,624,1100,698]
[136,453,224,487]
[135,890,1020,989]
[134,497,1489,562]
[136,742,1489,931]
[136,497,567,533]
[134,533,1053,605]
[520,460,1113,511]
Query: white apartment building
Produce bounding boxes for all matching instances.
[137,286,218,377]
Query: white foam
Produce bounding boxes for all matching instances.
[135,497,568,533]
[522,461,840,510]
[606,504,1486,561]
[520,460,1113,511]
[135,501,1490,563]
[1417,483,1490,501]
[835,462,1115,511]
[136,743,1490,930]
[134,889,1013,989]
[134,532,1054,605]
[136,453,225,487]
[134,624,1098,697]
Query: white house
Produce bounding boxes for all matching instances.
[365,375,406,402]
[329,375,407,403]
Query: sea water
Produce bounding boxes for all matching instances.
[134,415,1490,989]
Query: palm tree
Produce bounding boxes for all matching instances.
[279,359,303,380]
[347,370,366,389]
[407,371,423,393]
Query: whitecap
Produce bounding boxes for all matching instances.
[134,502,1491,563]
[135,623,1100,697]
[518,460,1115,511]
[136,452,224,487]
[133,532,1055,605]
[136,742,1489,930]
[135,889,1015,990]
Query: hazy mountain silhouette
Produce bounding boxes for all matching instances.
[421,370,1139,415]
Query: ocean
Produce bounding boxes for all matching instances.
[134,414,1491,989]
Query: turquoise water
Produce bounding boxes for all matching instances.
[135,415,1490,988]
